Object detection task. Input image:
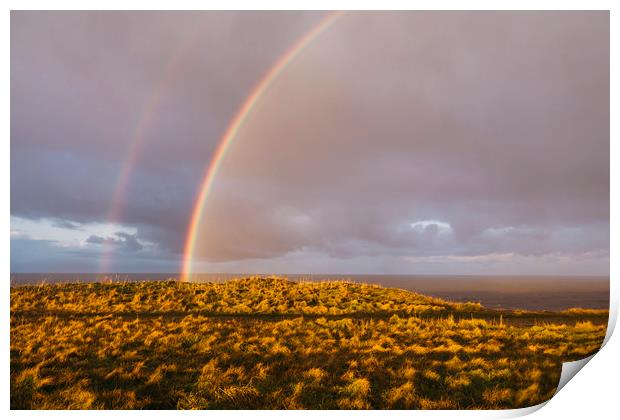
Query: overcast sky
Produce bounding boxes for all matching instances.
[11,11,609,275]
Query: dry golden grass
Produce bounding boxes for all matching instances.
[10,277,607,409]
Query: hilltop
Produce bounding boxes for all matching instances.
[11,277,484,316]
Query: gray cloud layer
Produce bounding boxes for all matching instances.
[11,11,609,274]
[194,12,609,274]
[11,11,326,267]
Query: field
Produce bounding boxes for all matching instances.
[10,277,608,409]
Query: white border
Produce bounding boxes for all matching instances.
[3,1,616,419]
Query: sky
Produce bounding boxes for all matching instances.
[11,11,609,275]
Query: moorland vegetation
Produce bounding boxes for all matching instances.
[10,277,608,409]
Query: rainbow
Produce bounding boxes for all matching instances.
[181,11,344,281]
[99,21,207,273]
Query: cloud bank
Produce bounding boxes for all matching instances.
[11,11,609,275]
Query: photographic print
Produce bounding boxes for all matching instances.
[10,10,610,410]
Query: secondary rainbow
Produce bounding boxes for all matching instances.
[181,11,344,281]
[99,22,206,273]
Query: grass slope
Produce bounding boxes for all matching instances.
[10,277,608,409]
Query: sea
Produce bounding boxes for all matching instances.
[10,273,609,312]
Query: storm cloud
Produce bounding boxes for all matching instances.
[11,11,609,275]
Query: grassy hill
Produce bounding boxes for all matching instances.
[10,277,608,409]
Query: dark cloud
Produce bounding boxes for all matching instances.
[10,11,609,274]
[11,11,327,262]
[52,219,82,230]
[85,232,143,252]
[193,11,609,273]
[84,235,105,244]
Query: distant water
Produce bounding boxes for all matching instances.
[10,273,609,311]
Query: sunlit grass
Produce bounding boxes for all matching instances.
[10,277,607,409]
